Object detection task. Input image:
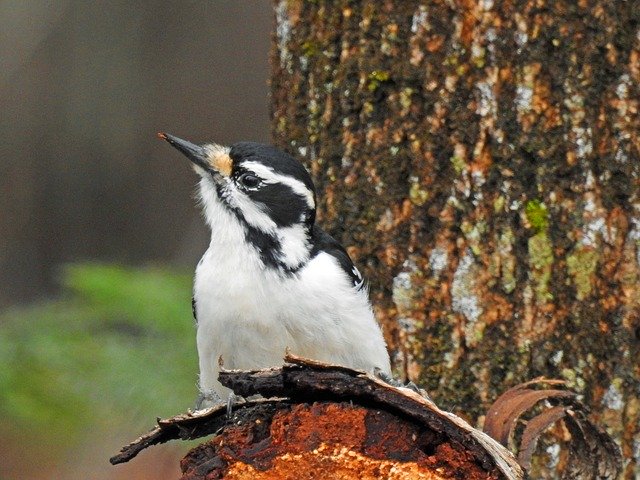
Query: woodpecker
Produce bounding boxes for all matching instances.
[159,133,391,405]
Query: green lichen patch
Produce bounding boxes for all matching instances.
[450,155,466,174]
[566,247,598,301]
[561,367,586,392]
[367,70,391,92]
[461,221,487,256]
[528,231,554,303]
[301,40,320,58]
[525,199,549,232]
[409,179,429,206]
[399,87,414,111]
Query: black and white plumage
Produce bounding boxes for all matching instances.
[159,133,391,402]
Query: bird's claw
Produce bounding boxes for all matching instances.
[195,390,247,418]
[374,369,433,402]
[195,389,223,410]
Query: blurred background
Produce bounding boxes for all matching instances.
[0,2,272,478]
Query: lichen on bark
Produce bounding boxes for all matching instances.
[271,0,640,477]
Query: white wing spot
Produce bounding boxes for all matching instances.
[352,266,364,290]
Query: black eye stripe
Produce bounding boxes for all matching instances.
[250,183,309,227]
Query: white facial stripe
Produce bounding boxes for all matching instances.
[277,224,310,268]
[215,184,311,270]
[230,188,277,233]
[241,161,315,209]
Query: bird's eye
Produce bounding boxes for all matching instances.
[237,173,261,189]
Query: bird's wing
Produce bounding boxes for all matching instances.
[310,226,366,291]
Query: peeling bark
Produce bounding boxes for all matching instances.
[483,378,621,477]
[271,1,640,478]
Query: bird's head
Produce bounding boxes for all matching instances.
[159,133,317,271]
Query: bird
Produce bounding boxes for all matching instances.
[158,133,391,406]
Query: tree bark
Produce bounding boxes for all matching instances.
[270,1,640,477]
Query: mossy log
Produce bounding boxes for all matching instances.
[270,1,640,477]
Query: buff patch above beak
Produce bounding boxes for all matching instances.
[207,149,233,177]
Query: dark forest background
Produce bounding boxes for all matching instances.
[1,1,271,307]
[0,3,271,479]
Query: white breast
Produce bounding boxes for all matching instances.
[193,198,390,398]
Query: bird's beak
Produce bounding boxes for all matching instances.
[158,132,233,177]
[158,132,210,172]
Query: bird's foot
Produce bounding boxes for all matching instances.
[194,390,249,418]
[374,369,433,402]
[195,389,223,410]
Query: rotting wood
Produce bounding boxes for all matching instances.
[109,399,284,466]
[111,356,523,479]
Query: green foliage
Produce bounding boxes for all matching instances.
[0,263,197,446]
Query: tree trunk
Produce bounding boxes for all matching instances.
[270,1,640,477]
